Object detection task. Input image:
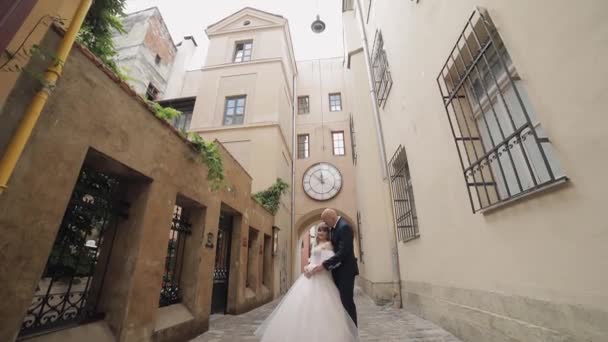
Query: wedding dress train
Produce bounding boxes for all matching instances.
[254,244,359,341]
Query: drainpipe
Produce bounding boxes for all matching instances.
[0,0,93,195]
[354,0,403,308]
[291,73,297,285]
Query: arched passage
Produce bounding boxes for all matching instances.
[293,208,360,279]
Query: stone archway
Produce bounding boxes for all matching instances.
[293,208,359,279]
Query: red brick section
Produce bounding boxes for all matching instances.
[143,14,176,64]
[50,25,187,148]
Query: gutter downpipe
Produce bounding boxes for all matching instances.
[291,72,297,286]
[0,0,93,195]
[354,0,403,308]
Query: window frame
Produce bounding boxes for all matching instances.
[331,131,346,156]
[298,96,310,114]
[329,93,342,112]
[223,95,247,126]
[436,8,567,213]
[371,30,393,108]
[233,40,253,63]
[145,82,160,101]
[297,134,310,159]
[389,145,420,242]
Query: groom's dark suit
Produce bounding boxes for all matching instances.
[322,217,359,326]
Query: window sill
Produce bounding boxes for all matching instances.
[400,234,420,244]
[481,176,570,215]
[154,303,194,332]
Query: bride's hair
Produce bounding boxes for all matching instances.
[315,223,330,245]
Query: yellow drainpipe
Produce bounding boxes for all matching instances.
[0,0,92,195]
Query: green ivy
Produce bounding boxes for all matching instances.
[150,101,182,121]
[77,0,127,77]
[253,178,289,215]
[188,133,226,191]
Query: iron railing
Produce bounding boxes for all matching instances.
[436,8,566,213]
[389,146,419,242]
[19,168,128,339]
[371,30,393,108]
[159,205,192,307]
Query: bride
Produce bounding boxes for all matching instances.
[254,223,360,342]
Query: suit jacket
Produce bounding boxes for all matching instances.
[322,217,359,277]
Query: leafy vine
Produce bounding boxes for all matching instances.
[188,133,225,191]
[253,178,289,215]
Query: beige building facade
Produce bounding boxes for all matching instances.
[190,8,297,294]
[343,0,608,341]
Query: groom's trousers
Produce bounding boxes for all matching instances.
[335,273,358,326]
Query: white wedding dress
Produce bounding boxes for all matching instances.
[255,243,360,342]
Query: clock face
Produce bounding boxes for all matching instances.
[303,163,342,201]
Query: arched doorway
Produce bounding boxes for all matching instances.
[293,209,359,280]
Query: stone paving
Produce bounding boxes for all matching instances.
[191,289,461,342]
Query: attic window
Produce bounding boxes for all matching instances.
[243,20,251,26]
[155,54,161,65]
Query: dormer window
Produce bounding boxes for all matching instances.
[234,40,253,62]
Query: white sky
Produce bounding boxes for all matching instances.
[125,0,344,68]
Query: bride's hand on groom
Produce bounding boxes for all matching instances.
[305,264,324,278]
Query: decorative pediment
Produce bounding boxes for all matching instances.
[206,7,286,36]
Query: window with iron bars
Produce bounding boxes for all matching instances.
[159,205,192,307]
[371,31,393,108]
[436,8,566,213]
[356,211,364,263]
[145,82,159,101]
[389,145,419,242]
[349,114,357,165]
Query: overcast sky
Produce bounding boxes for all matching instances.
[125,0,344,69]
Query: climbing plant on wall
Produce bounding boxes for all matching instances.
[188,133,225,191]
[253,178,289,215]
[77,0,127,76]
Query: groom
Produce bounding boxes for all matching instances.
[306,208,359,326]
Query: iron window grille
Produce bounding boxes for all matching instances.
[332,131,346,156]
[356,211,364,263]
[223,95,246,125]
[159,205,192,307]
[297,134,310,159]
[389,145,419,242]
[349,114,357,165]
[145,82,159,101]
[19,168,128,338]
[371,31,393,108]
[329,93,342,112]
[298,96,310,114]
[436,8,566,213]
[234,40,253,62]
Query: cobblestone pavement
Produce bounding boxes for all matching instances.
[191,289,461,342]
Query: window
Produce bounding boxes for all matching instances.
[159,205,192,307]
[356,211,364,263]
[332,131,345,156]
[342,0,354,12]
[233,40,253,62]
[349,114,357,165]
[298,96,310,114]
[437,9,565,213]
[371,31,393,108]
[389,146,419,242]
[145,82,159,101]
[223,96,246,125]
[159,97,196,133]
[155,54,161,65]
[329,93,342,112]
[297,134,310,159]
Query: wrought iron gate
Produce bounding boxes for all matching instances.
[211,213,233,314]
[159,205,192,307]
[19,167,127,339]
